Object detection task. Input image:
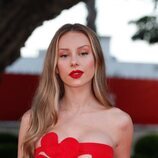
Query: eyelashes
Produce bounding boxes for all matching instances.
[80,52,89,56]
[60,54,68,58]
[59,52,89,58]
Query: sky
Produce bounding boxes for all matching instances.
[21,0,158,64]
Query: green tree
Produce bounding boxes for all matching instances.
[129,0,158,44]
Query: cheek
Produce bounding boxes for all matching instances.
[85,58,95,78]
[57,62,65,74]
[88,60,95,67]
[87,57,95,70]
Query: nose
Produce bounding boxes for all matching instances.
[70,55,79,67]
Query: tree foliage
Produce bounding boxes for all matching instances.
[129,16,158,44]
[129,0,158,44]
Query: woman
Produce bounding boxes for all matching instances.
[18,23,133,158]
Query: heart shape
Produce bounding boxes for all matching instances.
[35,132,80,158]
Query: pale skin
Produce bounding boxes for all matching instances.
[18,32,133,158]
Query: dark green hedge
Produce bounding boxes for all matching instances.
[132,133,158,158]
[0,133,18,158]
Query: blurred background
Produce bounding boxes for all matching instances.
[0,0,158,157]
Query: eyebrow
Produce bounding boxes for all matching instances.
[58,48,69,51]
[78,45,91,49]
[58,45,91,50]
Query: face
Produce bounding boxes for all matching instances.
[56,31,95,88]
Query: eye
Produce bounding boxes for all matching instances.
[80,52,89,56]
[60,54,68,58]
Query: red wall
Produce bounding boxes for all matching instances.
[0,73,158,124]
[0,73,38,121]
[108,78,158,124]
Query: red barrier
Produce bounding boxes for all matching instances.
[108,78,158,124]
[0,73,38,120]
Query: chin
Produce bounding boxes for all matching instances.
[65,80,92,88]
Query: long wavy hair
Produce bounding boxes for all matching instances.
[22,23,113,158]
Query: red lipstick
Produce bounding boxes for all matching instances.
[69,70,84,79]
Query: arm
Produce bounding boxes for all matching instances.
[114,113,133,158]
[18,110,31,158]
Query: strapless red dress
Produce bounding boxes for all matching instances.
[35,132,114,158]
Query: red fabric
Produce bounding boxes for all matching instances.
[35,132,113,158]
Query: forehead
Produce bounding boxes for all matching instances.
[58,31,91,48]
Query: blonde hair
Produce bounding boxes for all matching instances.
[22,23,112,158]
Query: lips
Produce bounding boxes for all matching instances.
[69,70,84,79]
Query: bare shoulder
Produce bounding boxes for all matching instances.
[18,109,32,158]
[103,107,133,132]
[106,107,133,131]
[19,109,32,137]
[21,109,32,124]
[111,107,132,122]
[107,107,134,157]
[99,107,134,157]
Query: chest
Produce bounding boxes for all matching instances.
[35,112,115,158]
[52,112,114,147]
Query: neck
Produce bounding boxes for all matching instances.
[59,84,98,112]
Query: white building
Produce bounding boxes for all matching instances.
[6,37,158,79]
